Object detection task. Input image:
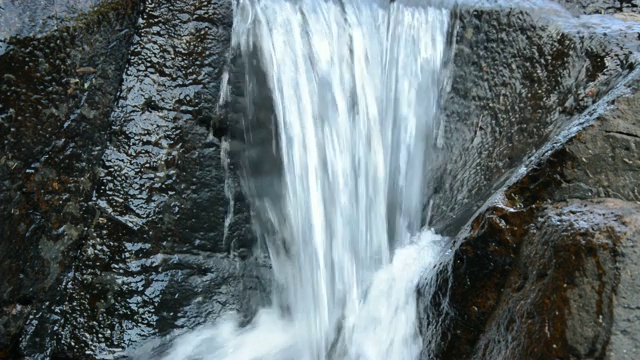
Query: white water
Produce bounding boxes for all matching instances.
[164,0,453,358]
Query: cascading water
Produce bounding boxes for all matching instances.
[162,0,454,358]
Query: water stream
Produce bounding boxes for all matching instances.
[164,0,453,358]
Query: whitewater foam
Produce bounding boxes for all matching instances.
[160,0,454,358]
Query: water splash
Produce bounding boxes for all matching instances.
[163,0,453,358]
[162,231,447,360]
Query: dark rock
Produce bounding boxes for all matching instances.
[428,3,637,235]
[556,0,640,16]
[0,0,141,357]
[435,56,640,360]
[0,0,270,358]
[607,206,640,360]
[469,199,638,360]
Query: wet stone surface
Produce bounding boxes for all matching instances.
[429,4,638,235]
[557,0,640,16]
[0,0,141,357]
[0,0,103,48]
[1,0,270,358]
[435,65,640,359]
[471,199,639,360]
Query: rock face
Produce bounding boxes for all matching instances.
[428,3,636,235]
[432,3,640,358]
[557,0,640,16]
[1,0,640,359]
[1,0,269,358]
[441,199,640,359]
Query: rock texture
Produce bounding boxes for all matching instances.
[558,0,640,16]
[1,1,142,357]
[1,0,269,358]
[442,199,639,359]
[434,4,640,356]
[2,0,640,359]
[429,4,637,235]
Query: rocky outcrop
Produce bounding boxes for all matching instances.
[1,1,141,357]
[1,0,269,358]
[433,5,640,357]
[441,199,639,359]
[2,0,640,359]
[428,3,637,235]
[557,0,640,16]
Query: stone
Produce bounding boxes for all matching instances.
[0,0,270,358]
[471,199,638,360]
[435,64,640,360]
[429,3,638,236]
[427,2,640,359]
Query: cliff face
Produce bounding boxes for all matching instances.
[431,3,640,359]
[0,1,270,358]
[1,0,639,359]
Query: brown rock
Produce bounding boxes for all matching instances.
[474,199,638,360]
[75,66,97,75]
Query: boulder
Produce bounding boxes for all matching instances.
[441,199,639,359]
[1,0,270,358]
[429,3,637,235]
[1,1,141,357]
[434,6,640,355]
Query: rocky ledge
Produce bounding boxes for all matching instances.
[429,2,640,359]
[1,0,639,359]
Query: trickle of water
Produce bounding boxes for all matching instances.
[163,0,453,358]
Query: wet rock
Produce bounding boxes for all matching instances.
[0,0,103,48]
[428,3,638,235]
[423,2,640,359]
[435,64,640,360]
[557,0,640,16]
[1,0,269,358]
[0,0,141,357]
[469,199,638,360]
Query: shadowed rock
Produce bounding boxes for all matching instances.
[428,3,637,235]
[434,13,640,355]
[2,0,640,358]
[1,0,270,358]
[1,0,141,357]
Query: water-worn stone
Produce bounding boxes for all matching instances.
[429,3,638,236]
[0,1,141,357]
[557,0,640,16]
[436,46,640,360]
[472,199,638,359]
[426,1,640,359]
[0,0,270,358]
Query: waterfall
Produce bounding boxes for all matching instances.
[163,0,454,358]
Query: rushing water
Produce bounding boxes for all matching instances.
[163,0,453,358]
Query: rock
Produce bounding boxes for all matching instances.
[607,208,640,360]
[434,52,640,360]
[470,199,638,360]
[0,0,270,358]
[423,2,640,359]
[556,0,640,16]
[428,3,637,236]
[0,0,141,357]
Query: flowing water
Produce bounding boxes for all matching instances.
[163,0,454,358]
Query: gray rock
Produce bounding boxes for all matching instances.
[1,0,141,357]
[607,209,640,360]
[426,2,640,359]
[428,2,638,235]
[471,199,639,360]
[0,0,270,358]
